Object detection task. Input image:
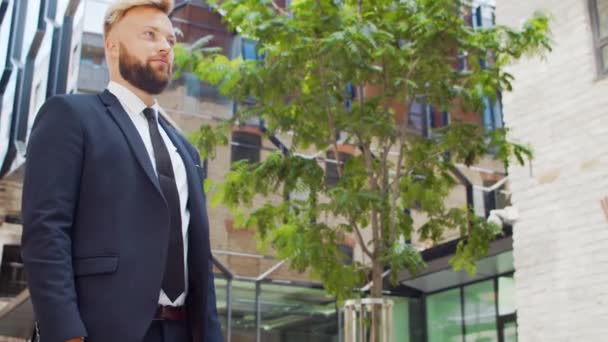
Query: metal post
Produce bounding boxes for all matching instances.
[338,304,344,342]
[226,278,233,342]
[344,299,394,342]
[358,302,363,341]
[255,281,261,342]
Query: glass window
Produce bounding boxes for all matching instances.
[0,0,14,69]
[231,130,262,164]
[242,39,259,60]
[260,283,337,342]
[17,0,41,60]
[408,100,425,133]
[474,5,495,29]
[464,280,498,342]
[0,71,18,164]
[502,321,518,342]
[498,275,516,316]
[591,0,608,74]
[426,288,464,342]
[482,97,495,131]
[389,296,410,342]
[184,72,203,98]
[408,297,426,342]
[325,151,351,188]
[0,245,27,297]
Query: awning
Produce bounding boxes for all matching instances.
[398,234,513,293]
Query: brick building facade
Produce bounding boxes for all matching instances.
[498,0,608,341]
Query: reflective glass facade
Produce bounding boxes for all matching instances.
[210,274,518,342]
[425,275,517,342]
[0,0,84,177]
[427,288,464,342]
[214,278,339,342]
[464,281,497,341]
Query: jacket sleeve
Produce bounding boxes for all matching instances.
[190,146,222,342]
[21,96,87,342]
[204,259,222,342]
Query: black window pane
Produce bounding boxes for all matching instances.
[231,131,261,164]
[408,100,425,133]
[337,244,353,265]
[325,162,339,187]
[325,151,350,188]
[0,245,27,297]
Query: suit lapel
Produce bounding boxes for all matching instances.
[158,115,204,209]
[98,90,163,196]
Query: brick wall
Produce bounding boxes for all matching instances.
[497,0,608,340]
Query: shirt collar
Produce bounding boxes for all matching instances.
[107,81,161,119]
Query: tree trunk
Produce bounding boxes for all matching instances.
[370,259,383,342]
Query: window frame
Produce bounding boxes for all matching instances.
[590,0,608,76]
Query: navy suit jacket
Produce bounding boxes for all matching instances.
[21,90,222,342]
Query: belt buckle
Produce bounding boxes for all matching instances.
[154,305,168,321]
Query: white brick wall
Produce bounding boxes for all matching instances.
[497,0,608,341]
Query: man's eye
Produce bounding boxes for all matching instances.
[144,31,155,38]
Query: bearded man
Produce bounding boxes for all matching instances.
[21,1,222,341]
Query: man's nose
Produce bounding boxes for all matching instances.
[158,38,172,53]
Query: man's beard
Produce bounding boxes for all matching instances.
[118,43,171,95]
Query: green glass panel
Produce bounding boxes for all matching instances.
[503,321,518,342]
[464,281,498,342]
[390,296,410,342]
[426,288,464,342]
[498,275,516,316]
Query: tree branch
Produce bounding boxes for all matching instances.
[271,1,290,16]
[387,57,420,243]
[401,149,447,178]
[314,0,342,180]
[360,139,381,260]
[351,219,373,259]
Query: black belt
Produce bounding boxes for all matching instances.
[154,305,187,321]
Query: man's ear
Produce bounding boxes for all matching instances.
[105,38,119,59]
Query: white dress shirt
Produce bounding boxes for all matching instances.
[107,81,189,307]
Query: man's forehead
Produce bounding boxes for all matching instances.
[120,6,174,31]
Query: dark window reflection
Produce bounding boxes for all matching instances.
[260,283,338,342]
[0,245,27,298]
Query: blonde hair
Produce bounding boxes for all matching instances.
[104,0,174,37]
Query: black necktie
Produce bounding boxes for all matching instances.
[143,107,185,302]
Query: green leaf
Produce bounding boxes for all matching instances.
[173,0,551,301]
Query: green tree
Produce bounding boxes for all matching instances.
[175,0,550,338]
